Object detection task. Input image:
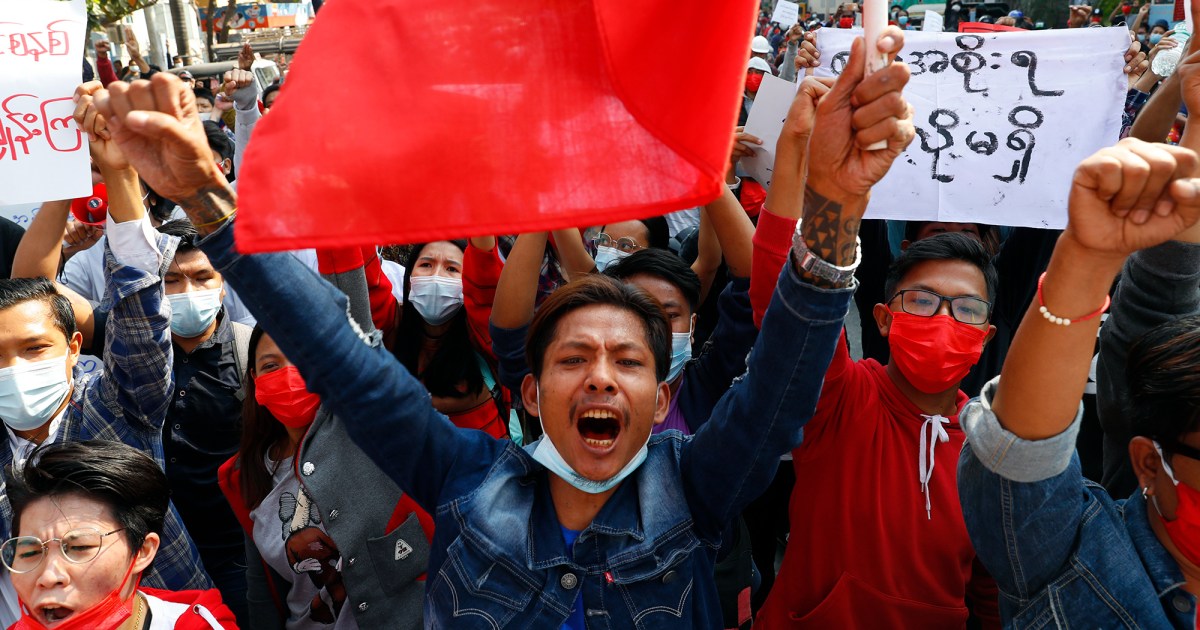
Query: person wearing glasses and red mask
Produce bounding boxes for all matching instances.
[2,440,236,630]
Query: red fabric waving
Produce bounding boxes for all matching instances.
[235,0,757,252]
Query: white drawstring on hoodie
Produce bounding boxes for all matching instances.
[919,414,951,520]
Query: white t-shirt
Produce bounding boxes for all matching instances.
[250,456,357,630]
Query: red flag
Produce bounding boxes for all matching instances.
[1176,0,1186,22]
[236,0,758,252]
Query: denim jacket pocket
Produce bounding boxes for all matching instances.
[366,512,431,591]
[1012,564,1140,629]
[608,527,702,629]
[427,536,537,628]
[791,572,968,628]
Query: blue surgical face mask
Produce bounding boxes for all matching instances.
[527,385,653,494]
[1138,33,1147,43]
[898,15,909,25]
[167,287,223,338]
[1150,33,1164,45]
[594,246,630,272]
[0,355,72,431]
[667,328,692,383]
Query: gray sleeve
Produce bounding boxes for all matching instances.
[780,40,799,83]
[1096,241,1200,451]
[245,537,286,629]
[961,377,1083,483]
[233,83,262,175]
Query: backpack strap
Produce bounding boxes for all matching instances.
[230,321,253,402]
[473,352,523,445]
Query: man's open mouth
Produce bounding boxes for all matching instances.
[39,605,73,625]
[577,408,621,450]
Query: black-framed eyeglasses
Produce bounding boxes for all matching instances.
[591,233,645,254]
[0,527,126,574]
[888,289,992,325]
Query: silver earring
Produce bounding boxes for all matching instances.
[1142,486,1151,499]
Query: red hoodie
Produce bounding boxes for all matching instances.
[750,206,1000,629]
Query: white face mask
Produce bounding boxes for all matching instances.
[408,275,464,326]
[594,246,630,272]
[667,327,693,383]
[527,385,654,494]
[0,355,72,431]
[167,287,223,338]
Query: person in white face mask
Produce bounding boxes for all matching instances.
[392,240,516,440]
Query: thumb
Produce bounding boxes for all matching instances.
[123,111,197,147]
[1168,178,1200,222]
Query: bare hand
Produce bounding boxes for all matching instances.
[794,32,820,76]
[1138,3,1150,16]
[1124,36,1149,87]
[782,76,835,141]
[1177,49,1200,117]
[73,82,129,172]
[730,126,763,166]
[93,75,224,204]
[220,68,254,95]
[807,27,915,205]
[62,221,103,257]
[238,43,255,71]
[1068,5,1092,27]
[123,26,141,59]
[786,24,804,43]
[1065,138,1200,259]
[95,40,111,58]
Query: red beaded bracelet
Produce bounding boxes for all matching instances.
[1036,272,1110,327]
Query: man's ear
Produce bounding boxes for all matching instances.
[872,303,893,338]
[132,532,160,576]
[521,374,539,417]
[982,324,997,347]
[66,331,83,370]
[652,381,671,426]
[1130,436,1162,493]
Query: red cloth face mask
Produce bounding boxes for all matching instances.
[1153,443,1200,568]
[887,311,987,394]
[15,559,138,630]
[745,72,764,94]
[255,366,321,429]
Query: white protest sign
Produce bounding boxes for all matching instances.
[814,27,1126,229]
[923,10,944,32]
[772,0,801,25]
[0,0,90,207]
[741,74,798,190]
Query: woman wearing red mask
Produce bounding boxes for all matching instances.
[218,326,433,630]
[4,440,237,630]
[957,138,1200,625]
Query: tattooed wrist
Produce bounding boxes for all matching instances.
[177,184,237,236]
[801,186,864,267]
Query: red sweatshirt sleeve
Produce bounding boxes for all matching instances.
[464,242,503,361]
[750,206,798,329]
[360,245,399,339]
[97,55,118,86]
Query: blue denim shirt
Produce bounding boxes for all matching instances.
[198,221,850,628]
[958,379,1197,628]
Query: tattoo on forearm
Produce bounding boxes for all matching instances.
[802,187,859,267]
[177,184,237,236]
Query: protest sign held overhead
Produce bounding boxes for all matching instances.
[235,0,758,252]
[809,27,1127,229]
[773,1,802,26]
[0,0,90,207]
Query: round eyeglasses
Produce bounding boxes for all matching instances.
[591,233,645,254]
[0,527,125,574]
[888,289,992,325]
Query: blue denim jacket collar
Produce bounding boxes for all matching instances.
[1121,494,1189,598]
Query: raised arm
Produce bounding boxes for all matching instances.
[684,29,915,534]
[94,73,500,510]
[704,184,755,279]
[549,228,595,281]
[490,231,547,393]
[228,45,262,174]
[1129,44,1199,142]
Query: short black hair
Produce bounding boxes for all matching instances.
[262,83,280,105]
[157,219,198,254]
[603,248,701,312]
[902,220,992,244]
[1127,314,1200,450]
[192,87,215,105]
[9,440,169,556]
[604,217,670,252]
[203,121,235,182]
[526,274,671,382]
[883,232,999,304]
[0,278,76,341]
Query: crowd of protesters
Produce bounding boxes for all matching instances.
[0,1,1196,628]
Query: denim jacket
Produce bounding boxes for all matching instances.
[958,379,1197,628]
[198,221,850,628]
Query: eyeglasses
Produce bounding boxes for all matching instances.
[591,233,645,254]
[1,528,125,574]
[888,289,992,325]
